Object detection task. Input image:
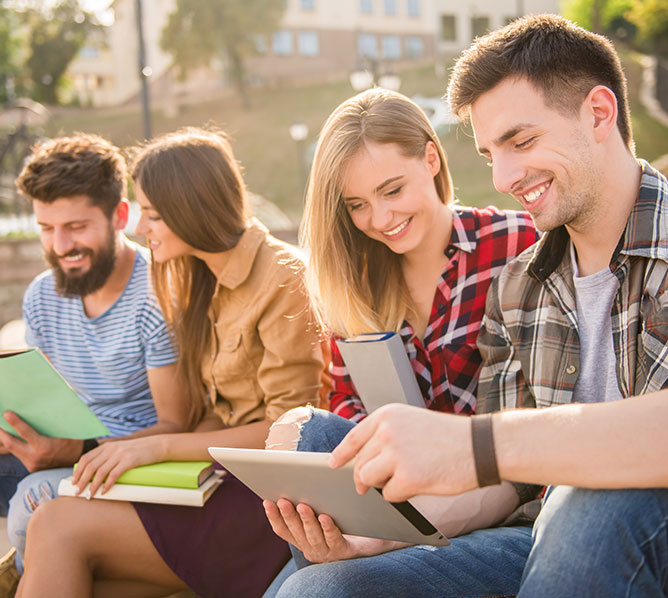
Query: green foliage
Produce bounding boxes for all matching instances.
[561,0,633,33]
[161,0,286,108]
[627,0,668,56]
[22,0,98,104]
[0,3,24,104]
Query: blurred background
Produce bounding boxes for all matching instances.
[0,0,667,330]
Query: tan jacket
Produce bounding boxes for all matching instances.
[201,219,323,427]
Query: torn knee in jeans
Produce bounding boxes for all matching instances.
[265,406,315,450]
[23,481,57,514]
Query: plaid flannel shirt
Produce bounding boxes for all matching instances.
[478,160,668,413]
[329,205,540,422]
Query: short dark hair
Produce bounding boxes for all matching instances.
[16,133,127,217]
[447,14,633,150]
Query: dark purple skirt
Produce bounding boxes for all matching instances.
[134,472,290,597]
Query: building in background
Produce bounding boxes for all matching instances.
[68,0,559,107]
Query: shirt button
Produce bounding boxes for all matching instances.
[566,365,576,375]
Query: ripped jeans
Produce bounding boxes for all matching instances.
[268,408,668,598]
[7,467,72,573]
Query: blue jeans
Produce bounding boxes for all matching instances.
[0,454,29,517]
[519,485,668,598]
[274,408,668,598]
[7,467,72,573]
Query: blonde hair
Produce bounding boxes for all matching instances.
[131,127,248,429]
[301,88,453,338]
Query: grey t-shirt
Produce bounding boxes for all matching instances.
[571,243,623,403]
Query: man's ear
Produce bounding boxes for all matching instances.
[112,199,130,231]
[585,85,618,143]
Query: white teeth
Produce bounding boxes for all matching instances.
[385,218,410,237]
[63,254,84,262]
[523,184,548,203]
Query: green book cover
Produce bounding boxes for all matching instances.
[115,461,215,489]
[0,348,109,439]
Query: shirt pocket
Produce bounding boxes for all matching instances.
[638,290,668,390]
[213,329,250,378]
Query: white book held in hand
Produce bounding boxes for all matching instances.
[335,332,424,413]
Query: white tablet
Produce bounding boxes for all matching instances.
[208,447,449,546]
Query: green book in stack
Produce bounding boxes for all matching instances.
[59,461,224,507]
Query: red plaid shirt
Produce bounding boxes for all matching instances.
[329,206,539,422]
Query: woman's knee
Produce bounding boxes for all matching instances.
[275,562,353,598]
[266,407,354,453]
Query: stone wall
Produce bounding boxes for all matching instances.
[0,237,44,329]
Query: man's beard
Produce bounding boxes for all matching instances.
[46,226,117,298]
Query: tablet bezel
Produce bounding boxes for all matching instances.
[208,447,449,546]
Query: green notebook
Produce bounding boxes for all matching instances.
[115,461,216,489]
[0,348,109,439]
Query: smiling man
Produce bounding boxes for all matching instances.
[0,134,191,594]
[318,14,668,598]
[270,13,668,598]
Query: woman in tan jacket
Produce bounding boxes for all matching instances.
[16,128,324,598]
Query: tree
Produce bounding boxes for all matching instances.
[561,0,633,34]
[22,0,98,105]
[161,0,286,109]
[626,0,668,56]
[0,3,24,104]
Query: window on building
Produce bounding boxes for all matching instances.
[300,0,315,10]
[471,16,490,38]
[360,0,373,13]
[384,0,396,16]
[381,35,401,59]
[79,46,100,59]
[358,33,378,58]
[441,14,456,41]
[272,30,293,55]
[298,31,319,56]
[405,36,423,58]
[407,0,420,17]
[253,34,269,54]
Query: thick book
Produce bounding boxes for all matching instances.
[335,332,424,413]
[115,461,216,489]
[0,348,109,439]
[58,470,225,507]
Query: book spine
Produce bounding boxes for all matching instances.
[58,475,222,507]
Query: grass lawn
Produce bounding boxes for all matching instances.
[43,51,668,223]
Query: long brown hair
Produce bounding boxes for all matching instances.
[131,128,247,425]
[301,88,453,338]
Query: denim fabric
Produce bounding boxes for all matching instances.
[277,408,533,597]
[0,454,29,517]
[275,409,668,598]
[262,558,297,598]
[7,467,72,574]
[521,486,668,598]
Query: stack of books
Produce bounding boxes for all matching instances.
[58,461,224,507]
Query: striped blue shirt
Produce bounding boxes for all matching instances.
[22,246,177,437]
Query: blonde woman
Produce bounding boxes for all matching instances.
[263,88,540,598]
[16,128,324,598]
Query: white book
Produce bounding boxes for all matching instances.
[57,471,225,507]
[335,332,424,413]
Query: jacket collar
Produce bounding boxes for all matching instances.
[528,159,668,281]
[215,218,268,290]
